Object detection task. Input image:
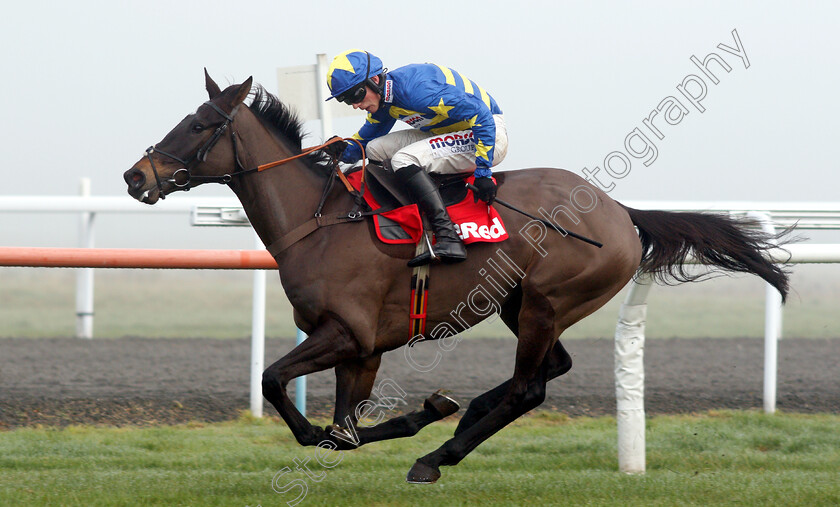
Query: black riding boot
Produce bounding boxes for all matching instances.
[396,164,467,267]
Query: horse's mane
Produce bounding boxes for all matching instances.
[247,85,333,175]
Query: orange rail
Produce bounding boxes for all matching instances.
[0,247,278,269]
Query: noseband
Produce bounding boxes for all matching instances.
[144,101,245,199]
[143,99,363,204]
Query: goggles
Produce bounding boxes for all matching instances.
[336,82,368,105]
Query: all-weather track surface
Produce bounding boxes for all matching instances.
[1,337,837,428]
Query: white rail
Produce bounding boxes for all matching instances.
[615,242,840,474]
[4,193,839,445]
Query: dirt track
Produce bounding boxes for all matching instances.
[1,337,837,428]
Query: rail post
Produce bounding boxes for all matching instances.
[250,231,267,418]
[75,178,95,339]
[295,329,308,417]
[615,272,653,474]
[747,211,783,414]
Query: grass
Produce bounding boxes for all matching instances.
[1,263,839,339]
[0,411,838,506]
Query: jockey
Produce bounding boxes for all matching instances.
[324,49,508,267]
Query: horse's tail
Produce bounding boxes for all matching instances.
[619,204,791,302]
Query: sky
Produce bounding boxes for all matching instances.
[1,0,838,249]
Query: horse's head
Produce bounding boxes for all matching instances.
[124,70,253,204]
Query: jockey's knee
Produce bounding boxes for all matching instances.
[365,138,390,164]
[391,151,424,172]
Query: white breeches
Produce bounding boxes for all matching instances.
[365,114,508,174]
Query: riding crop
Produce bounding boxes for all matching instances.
[465,183,603,248]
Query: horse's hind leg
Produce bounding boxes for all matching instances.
[453,339,572,436]
[452,290,571,436]
[406,286,559,483]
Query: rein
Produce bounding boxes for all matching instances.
[145,100,371,254]
[147,100,364,197]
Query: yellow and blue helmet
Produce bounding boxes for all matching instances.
[326,49,385,103]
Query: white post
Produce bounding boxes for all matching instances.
[250,231,267,417]
[615,273,653,474]
[747,212,783,414]
[76,178,95,339]
[295,328,307,417]
[316,53,332,142]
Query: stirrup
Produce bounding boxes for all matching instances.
[408,231,437,267]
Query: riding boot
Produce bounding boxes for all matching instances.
[396,164,467,267]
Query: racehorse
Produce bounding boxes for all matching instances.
[124,72,790,483]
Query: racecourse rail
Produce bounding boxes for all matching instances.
[3,193,840,475]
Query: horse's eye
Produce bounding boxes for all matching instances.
[191,123,205,133]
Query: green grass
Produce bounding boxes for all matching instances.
[2,264,839,339]
[1,411,838,506]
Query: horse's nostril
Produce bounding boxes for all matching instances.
[124,168,145,188]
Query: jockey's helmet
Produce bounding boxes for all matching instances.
[326,49,385,104]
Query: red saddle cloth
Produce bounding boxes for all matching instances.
[345,171,509,245]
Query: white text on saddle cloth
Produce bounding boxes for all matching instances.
[454,217,507,241]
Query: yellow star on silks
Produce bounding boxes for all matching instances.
[327,49,362,89]
[430,115,479,135]
[426,98,455,127]
[474,139,493,161]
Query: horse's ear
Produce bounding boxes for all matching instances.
[205,68,222,99]
[231,76,253,107]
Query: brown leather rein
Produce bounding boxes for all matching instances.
[256,137,374,257]
[146,100,374,256]
[256,136,366,195]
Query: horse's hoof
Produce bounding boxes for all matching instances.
[424,390,460,419]
[406,460,441,484]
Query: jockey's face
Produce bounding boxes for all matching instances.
[352,75,381,114]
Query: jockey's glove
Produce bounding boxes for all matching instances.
[472,176,497,205]
[324,136,348,160]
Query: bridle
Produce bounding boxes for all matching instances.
[143,99,360,200]
[144,100,245,199]
[140,96,377,255]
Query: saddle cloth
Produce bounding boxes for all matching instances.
[344,170,508,245]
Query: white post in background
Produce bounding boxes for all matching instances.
[276,53,361,142]
[747,211,783,414]
[295,328,308,417]
[315,53,332,142]
[76,178,95,339]
[615,273,654,474]
[250,231,267,418]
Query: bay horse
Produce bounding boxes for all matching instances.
[124,72,789,483]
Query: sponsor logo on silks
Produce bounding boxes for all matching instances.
[403,114,429,128]
[454,217,507,241]
[384,79,394,103]
[428,131,476,159]
[428,131,474,149]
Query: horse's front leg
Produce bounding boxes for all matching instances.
[351,390,461,445]
[327,356,461,449]
[262,316,362,446]
[332,354,382,427]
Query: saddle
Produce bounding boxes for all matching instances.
[357,162,469,209]
[344,163,508,246]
